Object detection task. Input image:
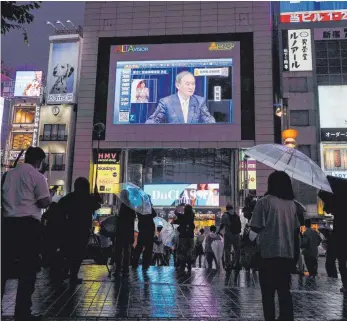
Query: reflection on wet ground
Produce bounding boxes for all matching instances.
[2,264,347,320]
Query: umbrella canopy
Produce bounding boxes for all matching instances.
[117,183,152,215]
[245,144,332,193]
[153,217,170,228]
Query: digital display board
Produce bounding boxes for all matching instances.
[280,1,347,23]
[108,42,241,130]
[144,183,220,207]
[14,71,42,97]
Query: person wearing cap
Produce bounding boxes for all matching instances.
[217,202,242,271]
[1,146,51,321]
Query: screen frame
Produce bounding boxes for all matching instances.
[93,33,255,141]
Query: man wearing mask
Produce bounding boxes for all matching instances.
[1,147,51,321]
[217,203,241,271]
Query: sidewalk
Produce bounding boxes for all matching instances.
[2,262,347,321]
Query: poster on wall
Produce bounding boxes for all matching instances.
[280,1,347,23]
[321,145,347,176]
[14,71,42,97]
[109,42,240,126]
[93,164,120,194]
[288,29,312,71]
[318,86,347,131]
[144,183,220,207]
[46,41,79,104]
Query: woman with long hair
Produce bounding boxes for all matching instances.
[250,171,300,321]
[174,204,195,273]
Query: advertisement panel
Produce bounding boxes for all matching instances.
[239,158,257,190]
[280,1,347,23]
[14,71,42,97]
[0,97,3,133]
[93,149,121,164]
[318,86,347,142]
[288,29,312,71]
[107,42,240,133]
[144,183,220,207]
[321,144,347,175]
[314,28,347,41]
[46,41,79,104]
[93,164,120,194]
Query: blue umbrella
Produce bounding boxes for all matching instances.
[117,182,152,215]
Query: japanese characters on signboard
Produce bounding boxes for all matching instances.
[321,129,347,142]
[280,1,347,23]
[288,29,312,71]
[314,28,347,41]
[32,105,41,147]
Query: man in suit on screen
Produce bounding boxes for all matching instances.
[145,71,216,124]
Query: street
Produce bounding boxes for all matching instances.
[2,258,347,321]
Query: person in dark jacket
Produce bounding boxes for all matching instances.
[114,190,137,277]
[132,206,156,270]
[58,177,101,284]
[319,176,347,293]
[174,204,195,273]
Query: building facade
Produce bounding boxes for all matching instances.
[276,1,347,213]
[73,1,275,216]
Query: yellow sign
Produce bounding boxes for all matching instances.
[208,42,234,51]
[93,164,120,194]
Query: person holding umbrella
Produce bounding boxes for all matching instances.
[114,189,137,277]
[132,200,156,271]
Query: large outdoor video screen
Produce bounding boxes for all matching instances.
[108,42,240,127]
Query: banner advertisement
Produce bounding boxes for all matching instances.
[46,41,79,104]
[93,164,120,194]
[14,71,42,97]
[288,29,312,71]
[239,159,257,190]
[93,149,121,164]
[280,1,347,23]
[144,183,220,207]
[318,86,347,142]
[314,28,347,41]
[321,144,347,174]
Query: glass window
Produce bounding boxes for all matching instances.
[288,77,308,93]
[12,133,33,150]
[13,107,35,124]
[43,124,66,140]
[290,110,309,126]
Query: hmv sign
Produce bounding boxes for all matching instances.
[93,149,121,164]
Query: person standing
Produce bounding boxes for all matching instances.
[152,225,164,266]
[195,229,205,268]
[250,171,300,321]
[205,226,222,269]
[1,147,51,321]
[58,177,101,284]
[114,190,136,277]
[174,204,195,273]
[133,208,156,270]
[217,203,241,271]
[301,219,322,279]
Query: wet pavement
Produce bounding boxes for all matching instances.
[2,260,347,321]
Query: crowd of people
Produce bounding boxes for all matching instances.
[1,147,346,321]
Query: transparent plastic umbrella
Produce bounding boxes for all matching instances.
[245,144,332,193]
[117,182,152,215]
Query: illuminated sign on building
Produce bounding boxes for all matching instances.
[14,71,42,97]
[32,105,41,147]
[288,29,312,71]
[280,1,347,23]
[314,28,347,40]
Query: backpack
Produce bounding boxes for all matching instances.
[226,212,241,234]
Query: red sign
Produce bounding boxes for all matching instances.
[280,10,347,23]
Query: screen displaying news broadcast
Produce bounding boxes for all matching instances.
[113,58,233,125]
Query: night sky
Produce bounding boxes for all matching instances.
[1,1,85,75]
